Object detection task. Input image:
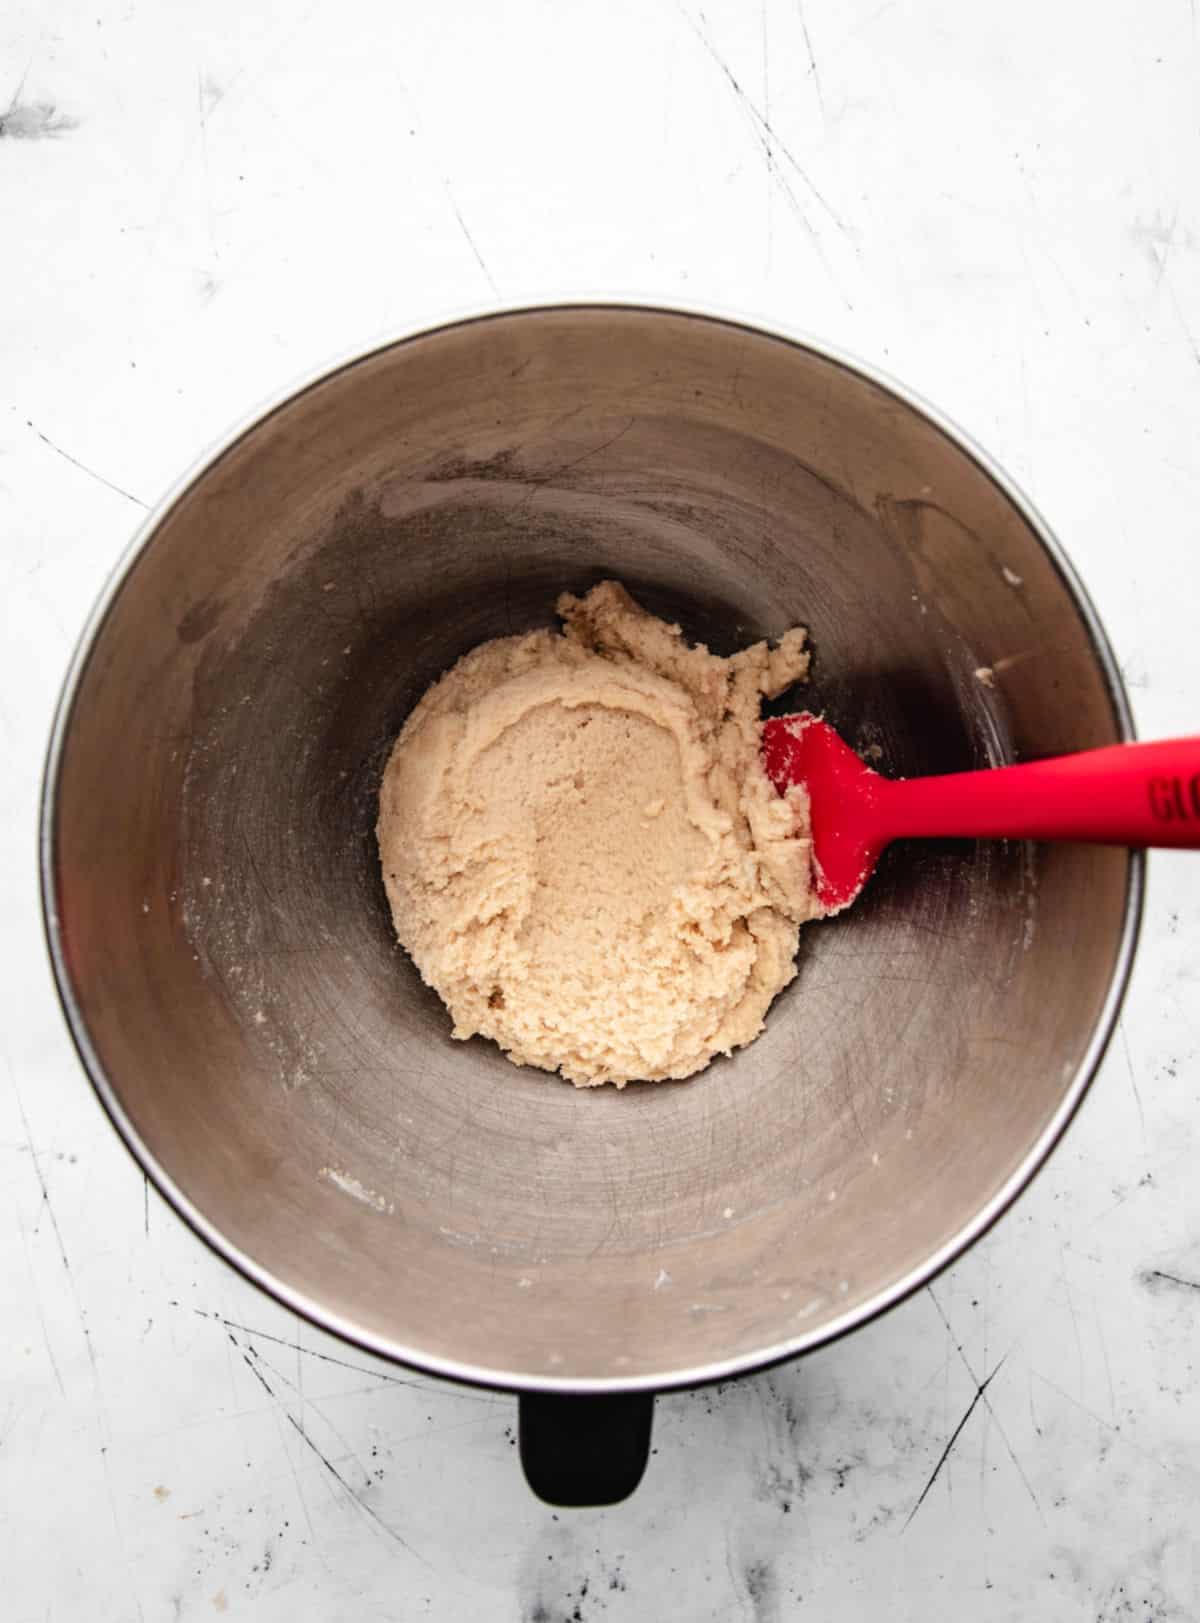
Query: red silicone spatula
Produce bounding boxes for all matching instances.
[763,712,1200,913]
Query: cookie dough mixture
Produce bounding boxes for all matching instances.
[377,581,820,1086]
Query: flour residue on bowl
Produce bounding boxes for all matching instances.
[319,1165,394,1214]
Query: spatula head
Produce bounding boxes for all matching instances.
[762,712,885,912]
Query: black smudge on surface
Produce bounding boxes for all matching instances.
[0,100,78,139]
[742,1558,780,1623]
[1138,1267,1200,1296]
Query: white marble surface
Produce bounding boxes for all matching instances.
[3,1,1200,1617]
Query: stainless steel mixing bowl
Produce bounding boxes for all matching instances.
[41,303,1140,1503]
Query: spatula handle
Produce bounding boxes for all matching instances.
[882,737,1200,848]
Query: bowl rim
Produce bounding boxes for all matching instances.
[39,296,1144,1395]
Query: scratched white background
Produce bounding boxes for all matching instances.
[3,1,1200,1618]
